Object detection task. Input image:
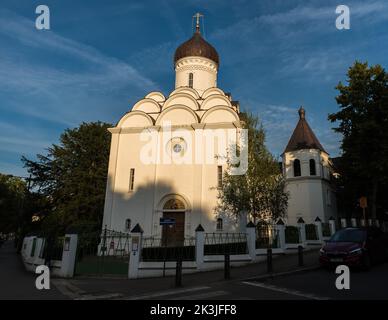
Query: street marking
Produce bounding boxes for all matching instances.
[124,286,211,300]
[241,281,330,300]
[170,290,228,300]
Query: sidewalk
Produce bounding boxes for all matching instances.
[58,249,320,299]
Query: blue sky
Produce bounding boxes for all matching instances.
[1,0,388,177]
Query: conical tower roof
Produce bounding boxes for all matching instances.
[284,107,326,153]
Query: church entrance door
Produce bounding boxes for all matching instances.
[162,211,185,247]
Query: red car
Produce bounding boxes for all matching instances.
[319,227,388,270]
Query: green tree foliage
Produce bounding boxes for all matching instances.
[0,174,27,234]
[328,61,388,220]
[216,112,288,224]
[22,122,112,235]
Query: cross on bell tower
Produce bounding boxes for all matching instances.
[193,12,203,33]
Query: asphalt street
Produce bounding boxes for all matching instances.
[0,241,67,300]
[1,239,387,300]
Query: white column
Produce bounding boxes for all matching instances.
[60,233,78,278]
[351,218,357,227]
[368,219,372,227]
[360,219,366,227]
[375,220,380,228]
[275,219,286,250]
[128,224,143,279]
[315,217,323,242]
[329,218,336,236]
[246,222,256,261]
[340,218,347,228]
[297,218,306,244]
[195,225,205,270]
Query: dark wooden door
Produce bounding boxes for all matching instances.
[162,211,185,247]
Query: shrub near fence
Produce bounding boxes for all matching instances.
[305,224,318,240]
[204,233,248,255]
[285,226,300,244]
[256,225,279,248]
[322,223,331,237]
[141,237,196,261]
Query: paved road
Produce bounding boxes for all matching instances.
[116,263,388,300]
[0,241,67,300]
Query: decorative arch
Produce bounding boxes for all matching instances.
[156,105,199,126]
[157,193,191,212]
[201,106,240,124]
[201,94,232,110]
[163,93,199,111]
[145,91,165,103]
[132,98,161,113]
[169,87,200,99]
[117,110,154,128]
[202,87,226,99]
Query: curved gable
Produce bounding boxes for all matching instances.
[201,106,239,124]
[145,91,166,103]
[202,87,225,99]
[201,94,232,110]
[118,111,154,128]
[132,98,161,114]
[169,87,200,99]
[163,93,199,111]
[156,105,199,126]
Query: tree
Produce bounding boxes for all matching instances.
[22,121,112,235]
[216,112,288,225]
[0,174,28,235]
[328,61,388,220]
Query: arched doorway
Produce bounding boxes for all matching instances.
[162,198,186,247]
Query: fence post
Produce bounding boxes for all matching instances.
[340,218,347,228]
[267,248,273,273]
[351,218,357,227]
[298,245,304,267]
[329,216,336,236]
[195,225,205,270]
[246,221,256,261]
[297,218,306,245]
[276,219,286,250]
[60,229,78,278]
[315,217,323,242]
[375,220,380,228]
[368,219,372,227]
[360,219,366,227]
[224,254,231,279]
[175,259,182,287]
[128,224,143,279]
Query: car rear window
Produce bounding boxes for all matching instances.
[330,229,366,243]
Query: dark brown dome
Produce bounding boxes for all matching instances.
[174,30,219,67]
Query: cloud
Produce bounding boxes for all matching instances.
[0,9,158,125]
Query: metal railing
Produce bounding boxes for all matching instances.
[141,237,196,262]
[204,232,248,255]
[256,225,279,249]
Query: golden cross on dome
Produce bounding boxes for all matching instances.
[193,12,203,33]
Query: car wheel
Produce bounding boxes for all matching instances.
[361,253,371,271]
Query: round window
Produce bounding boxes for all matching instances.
[173,143,182,153]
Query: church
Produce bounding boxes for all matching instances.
[102,14,337,243]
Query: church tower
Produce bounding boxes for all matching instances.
[174,13,219,95]
[282,107,337,224]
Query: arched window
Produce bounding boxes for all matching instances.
[309,159,316,176]
[188,73,194,88]
[216,218,223,231]
[125,218,131,232]
[163,199,185,210]
[293,159,301,177]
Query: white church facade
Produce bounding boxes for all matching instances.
[102,15,338,243]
